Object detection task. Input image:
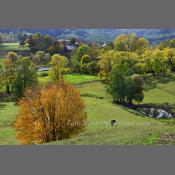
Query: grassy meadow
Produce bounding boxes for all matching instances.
[38,72,99,85]
[1,72,175,145]
[0,43,29,65]
[0,39,175,145]
[0,43,29,51]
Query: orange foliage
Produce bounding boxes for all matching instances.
[15,81,87,144]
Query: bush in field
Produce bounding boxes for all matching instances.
[15,81,87,144]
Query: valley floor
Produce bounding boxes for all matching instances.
[0,73,175,145]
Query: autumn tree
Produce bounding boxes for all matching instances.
[142,49,169,75]
[114,33,149,54]
[0,51,19,96]
[72,43,100,74]
[141,49,155,74]
[136,37,149,55]
[98,50,119,82]
[32,51,51,65]
[163,47,175,72]
[50,54,68,81]
[98,50,142,82]
[15,81,87,144]
[151,48,169,74]
[2,56,16,94]
[26,33,55,52]
[114,34,128,51]
[48,40,65,55]
[6,51,19,63]
[114,52,142,75]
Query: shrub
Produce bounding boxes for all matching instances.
[15,81,87,144]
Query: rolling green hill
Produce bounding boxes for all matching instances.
[47,78,175,145]
[0,43,29,51]
[1,73,175,145]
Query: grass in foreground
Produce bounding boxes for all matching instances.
[46,80,175,145]
[0,102,19,144]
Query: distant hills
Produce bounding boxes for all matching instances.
[1,29,175,45]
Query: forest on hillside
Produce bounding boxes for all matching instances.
[1,29,175,44]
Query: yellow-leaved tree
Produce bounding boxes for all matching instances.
[15,81,87,144]
[50,54,69,81]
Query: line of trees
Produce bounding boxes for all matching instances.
[0,52,37,99]
[1,33,175,103]
[97,34,175,104]
[1,33,175,102]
